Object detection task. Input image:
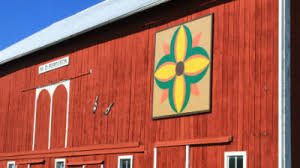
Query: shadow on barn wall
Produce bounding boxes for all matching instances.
[291,0,300,167]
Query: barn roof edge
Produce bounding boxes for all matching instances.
[0,0,170,65]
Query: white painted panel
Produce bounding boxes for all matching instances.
[39,57,69,74]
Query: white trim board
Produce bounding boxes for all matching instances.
[278,0,291,167]
[0,0,170,65]
[153,148,157,168]
[185,145,190,168]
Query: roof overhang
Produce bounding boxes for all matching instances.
[0,0,170,65]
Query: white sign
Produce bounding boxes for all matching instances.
[39,57,69,74]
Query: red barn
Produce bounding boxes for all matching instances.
[0,0,298,168]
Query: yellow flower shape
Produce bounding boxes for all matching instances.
[154,25,210,113]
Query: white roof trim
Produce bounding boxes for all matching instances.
[0,0,170,65]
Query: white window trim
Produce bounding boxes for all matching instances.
[7,161,16,168]
[224,151,247,168]
[118,155,133,168]
[55,158,66,168]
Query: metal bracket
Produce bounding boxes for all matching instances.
[93,96,99,113]
[104,102,114,115]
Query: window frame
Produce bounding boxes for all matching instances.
[7,161,16,168]
[118,155,133,168]
[55,158,66,168]
[224,151,247,168]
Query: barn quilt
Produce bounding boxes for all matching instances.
[153,14,213,119]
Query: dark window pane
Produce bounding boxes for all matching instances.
[237,156,243,168]
[56,162,65,168]
[120,159,131,168]
[229,156,236,168]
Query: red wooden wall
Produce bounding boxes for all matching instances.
[35,90,51,151]
[51,85,68,149]
[0,0,279,167]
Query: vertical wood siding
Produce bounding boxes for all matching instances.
[31,164,44,168]
[157,146,186,168]
[50,85,68,149]
[34,90,51,151]
[0,0,279,167]
[17,165,27,168]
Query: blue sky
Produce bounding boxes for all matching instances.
[0,0,103,51]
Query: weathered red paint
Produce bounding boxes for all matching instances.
[0,0,287,167]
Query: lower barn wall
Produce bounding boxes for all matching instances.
[0,145,235,168]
